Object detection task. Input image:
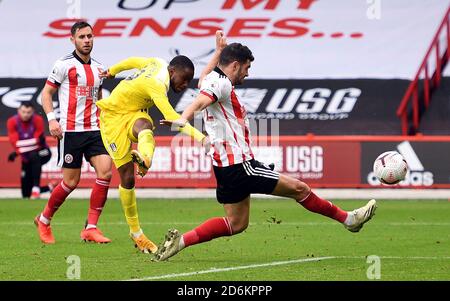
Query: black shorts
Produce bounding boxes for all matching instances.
[213,159,280,204]
[57,131,108,168]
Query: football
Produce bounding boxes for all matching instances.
[373,151,408,185]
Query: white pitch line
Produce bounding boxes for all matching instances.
[336,256,450,260]
[126,256,336,281]
[2,188,450,199]
[126,255,450,281]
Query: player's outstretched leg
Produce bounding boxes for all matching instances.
[154,216,235,261]
[154,203,243,261]
[298,192,377,233]
[154,229,183,261]
[344,199,377,232]
[272,174,377,232]
[131,127,155,177]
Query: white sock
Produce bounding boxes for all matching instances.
[39,214,50,225]
[343,212,355,226]
[32,186,40,193]
[86,224,97,230]
[132,229,143,238]
[179,236,185,250]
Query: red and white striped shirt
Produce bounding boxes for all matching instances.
[46,51,105,132]
[200,67,254,167]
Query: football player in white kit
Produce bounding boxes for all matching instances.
[34,22,112,244]
[156,31,377,261]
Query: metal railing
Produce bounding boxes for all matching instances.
[396,6,450,135]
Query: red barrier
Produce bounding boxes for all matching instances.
[1,135,449,189]
[397,6,450,135]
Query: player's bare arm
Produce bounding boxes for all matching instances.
[98,87,103,100]
[198,30,227,88]
[41,83,62,139]
[99,57,150,79]
[159,93,214,128]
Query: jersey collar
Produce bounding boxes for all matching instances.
[72,50,91,65]
[214,66,227,77]
[214,66,233,87]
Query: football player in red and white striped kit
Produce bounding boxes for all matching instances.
[34,22,112,244]
[156,32,378,261]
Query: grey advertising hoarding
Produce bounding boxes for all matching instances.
[0,78,412,136]
[361,141,450,187]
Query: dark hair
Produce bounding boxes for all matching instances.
[219,43,254,66]
[71,21,93,36]
[19,101,34,109]
[169,55,194,72]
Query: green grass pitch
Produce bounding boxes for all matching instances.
[0,198,448,280]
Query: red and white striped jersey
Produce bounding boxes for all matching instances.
[46,51,105,132]
[200,67,254,167]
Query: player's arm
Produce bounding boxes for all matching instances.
[100,57,151,78]
[6,118,19,151]
[162,74,223,128]
[161,93,214,129]
[41,83,63,139]
[33,115,45,139]
[6,118,19,161]
[198,30,227,88]
[44,61,65,139]
[32,115,48,149]
[98,85,103,100]
[150,83,205,142]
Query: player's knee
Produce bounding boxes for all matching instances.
[295,180,310,200]
[64,178,80,189]
[120,173,135,189]
[133,118,153,137]
[98,170,112,181]
[229,217,249,234]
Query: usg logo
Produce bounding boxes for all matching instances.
[368,141,434,186]
[285,146,324,179]
[176,87,361,121]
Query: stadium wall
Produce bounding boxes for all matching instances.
[0,78,413,136]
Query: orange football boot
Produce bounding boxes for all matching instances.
[80,228,112,243]
[34,215,55,244]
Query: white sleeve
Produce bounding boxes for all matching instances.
[199,75,231,103]
[46,60,66,87]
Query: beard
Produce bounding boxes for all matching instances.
[234,77,245,85]
[77,45,92,55]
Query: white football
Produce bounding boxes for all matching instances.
[373,151,408,185]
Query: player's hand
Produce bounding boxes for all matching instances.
[215,30,227,51]
[201,136,212,155]
[159,118,188,129]
[49,119,63,140]
[99,69,114,79]
[7,151,17,162]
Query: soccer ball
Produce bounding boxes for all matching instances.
[373,151,408,185]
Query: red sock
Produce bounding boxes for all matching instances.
[42,181,75,220]
[183,217,233,247]
[298,191,348,223]
[87,178,110,226]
